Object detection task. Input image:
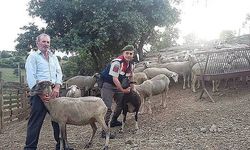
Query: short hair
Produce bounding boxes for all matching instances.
[36,33,50,43]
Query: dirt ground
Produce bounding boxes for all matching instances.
[1,81,250,150]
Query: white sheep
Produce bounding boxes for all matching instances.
[30,81,110,150]
[66,85,81,98]
[133,72,148,85]
[159,54,197,89]
[143,67,178,83]
[65,73,99,96]
[134,74,170,114]
[134,61,150,73]
[191,62,231,92]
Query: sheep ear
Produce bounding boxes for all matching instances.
[30,84,40,96]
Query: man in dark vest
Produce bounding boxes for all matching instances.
[100,45,135,138]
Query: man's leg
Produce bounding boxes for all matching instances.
[24,95,47,150]
[111,92,124,127]
[100,82,115,138]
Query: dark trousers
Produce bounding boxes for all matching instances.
[24,95,60,150]
[101,82,124,124]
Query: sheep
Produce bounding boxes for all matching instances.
[159,54,197,89]
[134,61,149,73]
[134,74,170,114]
[158,54,178,63]
[226,57,250,88]
[191,62,232,92]
[133,72,148,85]
[65,73,99,96]
[30,81,110,150]
[66,85,81,98]
[143,67,178,83]
[117,78,141,133]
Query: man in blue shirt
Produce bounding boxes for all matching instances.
[24,33,63,150]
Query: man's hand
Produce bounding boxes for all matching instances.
[122,87,131,93]
[51,84,60,99]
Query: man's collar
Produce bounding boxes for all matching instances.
[37,49,52,55]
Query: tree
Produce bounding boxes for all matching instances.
[15,23,44,55]
[183,33,198,45]
[17,0,180,71]
[149,26,179,51]
[219,30,236,43]
[0,51,12,58]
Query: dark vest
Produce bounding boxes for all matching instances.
[100,59,131,85]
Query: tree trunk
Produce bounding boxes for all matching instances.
[138,31,151,61]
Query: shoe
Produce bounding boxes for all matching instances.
[101,131,116,139]
[110,119,122,127]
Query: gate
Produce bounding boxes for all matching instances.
[0,72,30,133]
[194,46,250,102]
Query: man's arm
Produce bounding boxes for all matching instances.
[25,53,37,89]
[113,77,130,93]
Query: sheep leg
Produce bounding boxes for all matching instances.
[187,74,190,88]
[160,93,164,107]
[191,75,197,92]
[135,111,139,131]
[84,122,97,148]
[120,108,128,133]
[163,87,168,108]
[212,80,216,92]
[59,124,71,150]
[215,80,220,92]
[183,75,186,89]
[147,97,152,114]
[140,98,145,114]
[96,114,110,150]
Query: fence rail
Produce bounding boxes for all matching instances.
[194,46,250,102]
[0,71,30,133]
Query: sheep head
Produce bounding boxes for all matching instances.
[121,78,136,89]
[30,81,53,97]
[171,73,179,83]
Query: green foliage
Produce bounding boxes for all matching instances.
[0,56,25,68]
[16,0,180,71]
[15,23,44,55]
[150,27,179,51]
[0,51,12,58]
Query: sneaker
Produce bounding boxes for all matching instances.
[110,120,122,127]
[101,131,116,139]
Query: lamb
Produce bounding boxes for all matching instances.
[133,72,148,85]
[118,78,141,133]
[66,85,81,98]
[30,81,110,150]
[65,73,99,96]
[143,67,178,83]
[134,74,170,114]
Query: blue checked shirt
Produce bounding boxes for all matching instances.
[25,50,63,89]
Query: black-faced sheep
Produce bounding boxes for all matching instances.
[119,78,141,133]
[30,81,110,150]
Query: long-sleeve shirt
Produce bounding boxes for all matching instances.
[25,50,63,89]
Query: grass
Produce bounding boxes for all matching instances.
[0,68,26,82]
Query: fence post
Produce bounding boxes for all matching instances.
[0,71,3,133]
